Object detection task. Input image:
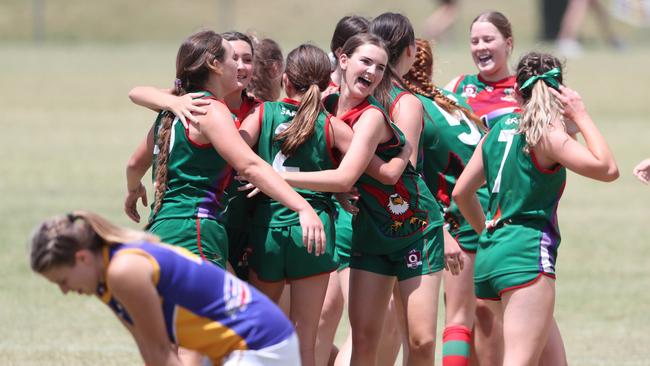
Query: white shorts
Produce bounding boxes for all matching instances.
[221,333,301,366]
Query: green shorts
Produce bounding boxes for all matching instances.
[450,223,480,252]
[334,208,353,271]
[249,210,338,282]
[148,217,228,268]
[474,222,560,299]
[226,225,251,280]
[349,225,444,281]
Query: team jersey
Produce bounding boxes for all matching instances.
[253,98,337,226]
[388,84,426,172]
[98,241,294,364]
[223,94,262,227]
[451,74,519,128]
[480,113,566,234]
[150,92,233,222]
[324,94,443,254]
[415,90,490,216]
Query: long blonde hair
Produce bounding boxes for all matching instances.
[30,210,159,273]
[515,52,564,152]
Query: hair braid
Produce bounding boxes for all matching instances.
[403,38,486,130]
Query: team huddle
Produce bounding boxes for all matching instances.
[30,9,619,366]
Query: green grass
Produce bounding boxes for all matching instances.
[2,2,650,364]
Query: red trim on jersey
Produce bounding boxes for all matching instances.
[231,93,261,125]
[328,80,338,89]
[452,75,466,94]
[183,95,221,148]
[195,218,206,260]
[498,272,556,297]
[530,149,562,174]
[324,114,338,166]
[389,90,410,120]
[282,98,300,106]
[477,74,517,89]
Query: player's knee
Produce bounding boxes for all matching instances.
[408,335,436,360]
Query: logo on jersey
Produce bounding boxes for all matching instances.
[501,88,517,103]
[485,86,494,92]
[223,273,252,317]
[462,84,478,98]
[362,179,428,233]
[405,249,423,269]
[280,106,297,118]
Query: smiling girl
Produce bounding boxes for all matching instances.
[445,11,519,129]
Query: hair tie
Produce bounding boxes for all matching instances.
[174,78,182,94]
[66,213,76,222]
[519,67,561,91]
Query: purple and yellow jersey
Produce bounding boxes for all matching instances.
[451,74,519,128]
[150,92,234,222]
[98,241,294,364]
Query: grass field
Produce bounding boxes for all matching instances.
[1,1,650,365]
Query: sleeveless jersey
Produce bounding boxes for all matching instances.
[324,94,443,254]
[416,90,490,215]
[150,92,233,222]
[388,84,426,172]
[98,241,294,364]
[253,98,337,227]
[222,94,261,229]
[451,74,519,128]
[481,113,566,234]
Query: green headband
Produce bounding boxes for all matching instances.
[519,67,561,91]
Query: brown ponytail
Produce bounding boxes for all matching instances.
[151,30,226,220]
[274,44,331,156]
[403,38,486,130]
[30,210,158,273]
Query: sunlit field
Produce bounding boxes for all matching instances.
[1,1,649,365]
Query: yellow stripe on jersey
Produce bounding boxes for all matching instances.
[174,306,248,364]
[112,248,162,286]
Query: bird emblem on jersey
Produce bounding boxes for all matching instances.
[362,178,428,233]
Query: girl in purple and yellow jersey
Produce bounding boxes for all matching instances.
[30,210,301,366]
[445,11,519,129]
[402,38,488,366]
[453,52,618,366]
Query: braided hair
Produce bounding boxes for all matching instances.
[403,38,486,130]
[151,30,226,220]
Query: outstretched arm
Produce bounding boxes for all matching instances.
[330,116,410,185]
[199,101,326,254]
[281,108,390,192]
[128,86,209,125]
[452,139,487,234]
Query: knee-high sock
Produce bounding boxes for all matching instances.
[442,325,471,366]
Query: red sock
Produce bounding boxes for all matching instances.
[442,324,471,366]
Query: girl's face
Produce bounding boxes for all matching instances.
[41,250,100,296]
[229,40,254,91]
[340,44,388,98]
[470,21,512,79]
[217,40,240,96]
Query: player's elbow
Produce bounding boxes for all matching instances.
[601,164,620,182]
